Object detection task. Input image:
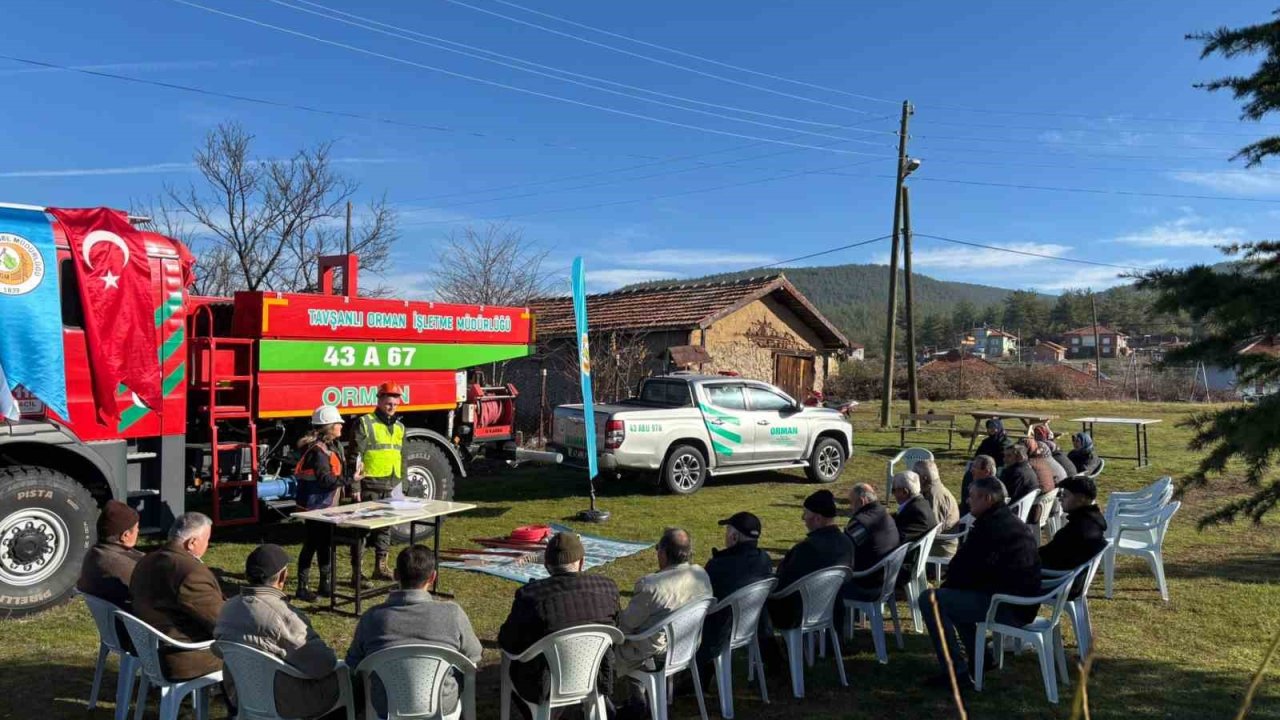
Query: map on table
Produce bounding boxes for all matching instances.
[439,523,653,583]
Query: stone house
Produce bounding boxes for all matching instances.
[1062,325,1130,359]
[1032,340,1067,364]
[507,274,850,434]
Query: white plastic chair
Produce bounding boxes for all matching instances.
[81,593,142,720]
[886,448,934,497]
[500,624,623,720]
[214,641,357,720]
[842,544,911,664]
[769,567,850,698]
[1042,542,1111,661]
[623,597,714,720]
[118,612,223,720]
[1010,492,1039,523]
[1104,501,1180,601]
[705,578,776,719]
[902,525,941,633]
[1032,489,1061,541]
[352,643,475,720]
[974,567,1084,704]
[927,517,972,584]
[1104,477,1173,523]
[1086,457,1105,479]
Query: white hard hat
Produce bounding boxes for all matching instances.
[312,405,343,426]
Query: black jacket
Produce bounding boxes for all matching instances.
[1069,449,1101,477]
[944,503,1042,624]
[700,542,774,661]
[498,571,621,702]
[845,502,901,593]
[1040,505,1108,571]
[894,495,937,544]
[975,435,1009,467]
[1052,450,1077,478]
[769,525,853,629]
[1000,461,1040,505]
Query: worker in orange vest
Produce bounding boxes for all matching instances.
[294,405,347,601]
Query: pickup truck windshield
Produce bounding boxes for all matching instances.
[637,379,694,407]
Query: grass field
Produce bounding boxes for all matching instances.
[2,399,1278,719]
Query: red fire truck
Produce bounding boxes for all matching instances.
[0,207,538,617]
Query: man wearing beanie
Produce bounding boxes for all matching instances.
[499,532,621,718]
[78,500,143,610]
[768,489,853,630]
[214,544,342,719]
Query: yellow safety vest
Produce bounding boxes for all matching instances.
[360,413,404,479]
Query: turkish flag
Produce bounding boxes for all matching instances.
[48,207,161,425]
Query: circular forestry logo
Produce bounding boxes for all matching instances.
[0,234,44,296]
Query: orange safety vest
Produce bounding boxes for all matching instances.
[295,443,344,509]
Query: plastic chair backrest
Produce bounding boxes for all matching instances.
[519,625,623,706]
[1152,501,1180,544]
[117,612,180,685]
[1010,492,1038,523]
[214,641,300,720]
[636,597,713,674]
[906,525,941,584]
[869,544,911,601]
[709,578,777,649]
[1079,542,1111,598]
[81,593,128,654]
[355,643,475,719]
[1087,457,1105,479]
[1034,489,1060,528]
[1109,484,1174,521]
[888,448,935,495]
[775,567,851,631]
[1041,567,1085,626]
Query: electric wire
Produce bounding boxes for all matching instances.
[914,233,1145,271]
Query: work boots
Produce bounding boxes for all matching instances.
[317,567,332,598]
[373,552,394,581]
[295,569,317,602]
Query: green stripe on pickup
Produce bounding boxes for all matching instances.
[711,440,734,457]
[708,424,742,444]
[258,339,530,372]
[699,404,741,425]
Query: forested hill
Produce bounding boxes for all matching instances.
[625,264,1021,347]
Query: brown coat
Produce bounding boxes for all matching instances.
[77,541,144,610]
[129,541,226,681]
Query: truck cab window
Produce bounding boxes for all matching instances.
[705,384,747,410]
[59,259,84,328]
[746,386,793,412]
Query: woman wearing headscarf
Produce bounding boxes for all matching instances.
[1024,437,1067,493]
[1033,425,1077,477]
[1069,432,1102,476]
[974,418,1009,468]
[913,459,961,558]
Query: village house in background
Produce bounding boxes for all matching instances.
[1204,335,1280,399]
[1061,325,1130,358]
[508,275,851,434]
[977,327,1019,358]
[1033,340,1067,364]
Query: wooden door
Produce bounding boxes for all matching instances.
[773,353,815,402]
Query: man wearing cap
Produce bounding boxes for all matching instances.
[498,532,621,717]
[215,544,342,719]
[697,512,773,675]
[1039,476,1108,572]
[347,382,406,582]
[78,500,144,610]
[769,490,854,630]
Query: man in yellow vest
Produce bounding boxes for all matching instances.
[348,381,405,582]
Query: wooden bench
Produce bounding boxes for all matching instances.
[897,413,957,449]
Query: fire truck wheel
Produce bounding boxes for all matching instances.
[0,466,96,618]
[389,440,456,545]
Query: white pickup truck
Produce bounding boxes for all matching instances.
[550,374,853,494]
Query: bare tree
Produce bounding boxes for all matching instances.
[433,223,554,305]
[163,122,397,294]
[551,331,657,404]
[133,197,237,296]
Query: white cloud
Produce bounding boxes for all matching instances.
[0,162,194,178]
[876,242,1071,269]
[588,268,680,291]
[617,248,776,268]
[1169,170,1280,195]
[1113,215,1246,247]
[1029,258,1165,293]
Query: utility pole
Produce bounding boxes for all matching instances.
[879,100,913,428]
[344,201,353,255]
[1091,291,1102,387]
[901,185,919,417]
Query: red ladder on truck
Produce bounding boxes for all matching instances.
[190,312,260,527]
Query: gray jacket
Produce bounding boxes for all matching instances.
[214,586,340,718]
[346,590,483,716]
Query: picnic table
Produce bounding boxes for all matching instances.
[293,499,476,615]
[963,410,1059,453]
[1070,417,1161,469]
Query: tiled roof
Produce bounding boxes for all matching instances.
[1061,325,1128,338]
[529,274,849,349]
[1036,341,1066,351]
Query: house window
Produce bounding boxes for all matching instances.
[1102,336,1112,345]
[1072,337,1080,345]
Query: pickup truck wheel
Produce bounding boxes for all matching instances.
[662,445,707,495]
[806,438,846,484]
[388,440,455,545]
[0,466,96,618]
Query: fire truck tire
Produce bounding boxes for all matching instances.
[0,466,96,618]
[389,440,456,545]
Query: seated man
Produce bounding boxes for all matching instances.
[346,546,482,718]
[918,477,1041,689]
[843,484,900,600]
[1040,476,1109,572]
[130,512,226,683]
[957,455,997,522]
[215,544,341,720]
[769,490,853,629]
[616,528,712,708]
[498,532,621,717]
[891,471,937,543]
[697,513,773,671]
[78,500,144,610]
[1000,443,1039,507]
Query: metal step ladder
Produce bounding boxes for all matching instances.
[190,320,260,528]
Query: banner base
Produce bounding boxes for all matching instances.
[576,508,611,523]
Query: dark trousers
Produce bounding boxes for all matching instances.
[298,520,332,573]
[919,588,1022,679]
[361,481,395,553]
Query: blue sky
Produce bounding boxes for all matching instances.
[4,0,1280,297]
